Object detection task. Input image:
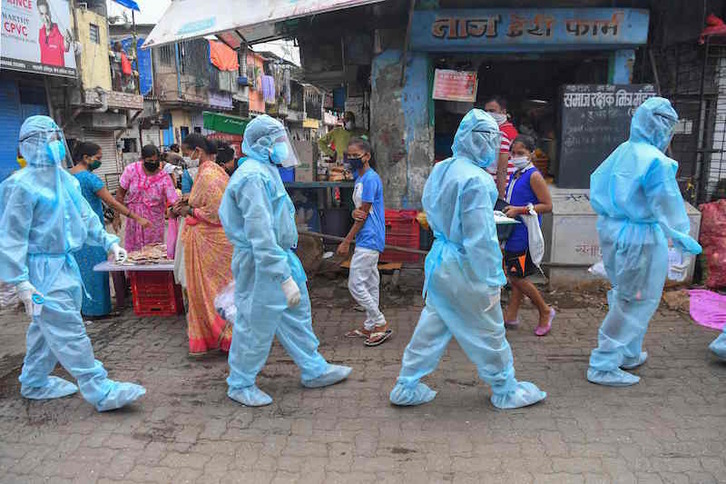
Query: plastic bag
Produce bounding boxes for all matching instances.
[521,203,544,267]
[699,200,726,288]
[588,260,608,278]
[214,281,236,323]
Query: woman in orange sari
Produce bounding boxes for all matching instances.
[174,134,234,355]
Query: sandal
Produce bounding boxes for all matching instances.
[346,328,371,338]
[365,324,393,347]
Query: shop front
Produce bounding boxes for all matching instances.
[377,6,699,284]
[409,7,650,185]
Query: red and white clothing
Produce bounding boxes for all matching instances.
[39,24,66,67]
[486,121,519,179]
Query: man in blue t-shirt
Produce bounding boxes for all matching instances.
[336,138,392,347]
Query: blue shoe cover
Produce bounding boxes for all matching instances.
[621,351,648,370]
[491,381,547,409]
[587,367,640,387]
[21,376,78,400]
[227,385,273,407]
[301,364,352,389]
[95,382,146,412]
[709,335,726,361]
[389,382,437,406]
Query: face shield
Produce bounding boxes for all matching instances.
[18,116,72,169]
[653,112,678,153]
[242,115,300,168]
[268,132,300,168]
[470,128,502,169]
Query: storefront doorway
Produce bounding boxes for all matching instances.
[433,51,611,178]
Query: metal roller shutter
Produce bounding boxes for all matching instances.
[0,78,22,182]
[83,131,123,192]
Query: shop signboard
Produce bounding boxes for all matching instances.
[557,84,656,189]
[432,69,478,102]
[106,91,144,110]
[411,8,649,52]
[1,0,77,77]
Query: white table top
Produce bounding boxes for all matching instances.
[93,261,175,273]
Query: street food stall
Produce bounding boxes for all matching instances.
[94,244,183,317]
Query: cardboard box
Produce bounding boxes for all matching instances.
[293,140,315,182]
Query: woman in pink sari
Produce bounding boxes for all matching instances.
[116,144,179,252]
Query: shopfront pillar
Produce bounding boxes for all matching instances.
[609,49,636,84]
[370,49,433,209]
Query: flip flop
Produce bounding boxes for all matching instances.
[504,318,520,328]
[365,328,393,347]
[345,328,370,338]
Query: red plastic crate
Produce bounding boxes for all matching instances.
[381,209,421,263]
[130,271,184,317]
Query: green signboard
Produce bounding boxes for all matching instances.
[202,111,250,135]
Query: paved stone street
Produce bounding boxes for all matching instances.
[0,271,724,484]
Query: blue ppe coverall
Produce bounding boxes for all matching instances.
[0,116,145,411]
[709,328,726,361]
[389,109,547,409]
[219,115,350,407]
[588,97,703,386]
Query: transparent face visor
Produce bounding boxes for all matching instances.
[19,128,73,169]
[472,129,503,153]
[653,113,678,152]
[268,131,300,168]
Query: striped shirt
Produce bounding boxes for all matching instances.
[487,121,518,179]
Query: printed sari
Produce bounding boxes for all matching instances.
[181,161,234,354]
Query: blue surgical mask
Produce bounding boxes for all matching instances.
[46,140,66,165]
[270,142,289,165]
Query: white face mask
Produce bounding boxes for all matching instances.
[511,156,530,169]
[490,112,507,125]
[344,121,354,131]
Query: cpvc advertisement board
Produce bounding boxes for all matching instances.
[2,0,77,77]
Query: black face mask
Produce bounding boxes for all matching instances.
[144,160,160,172]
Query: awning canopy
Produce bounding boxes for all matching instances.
[203,112,250,136]
[142,0,386,49]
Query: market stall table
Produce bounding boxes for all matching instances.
[94,261,183,317]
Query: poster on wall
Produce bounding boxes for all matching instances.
[432,69,478,103]
[1,0,77,77]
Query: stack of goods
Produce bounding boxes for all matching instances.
[118,243,172,266]
[699,199,726,288]
[329,165,347,182]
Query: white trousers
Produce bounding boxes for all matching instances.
[349,247,386,330]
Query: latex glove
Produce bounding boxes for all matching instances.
[110,244,128,264]
[16,281,43,317]
[281,277,301,308]
[670,252,692,282]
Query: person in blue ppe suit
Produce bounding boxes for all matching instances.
[588,97,703,386]
[0,116,146,411]
[389,109,547,409]
[219,115,352,407]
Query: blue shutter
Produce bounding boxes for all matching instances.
[0,79,21,183]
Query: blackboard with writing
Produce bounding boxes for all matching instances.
[557,84,656,188]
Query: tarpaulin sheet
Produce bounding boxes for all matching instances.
[142,0,386,48]
[209,40,239,72]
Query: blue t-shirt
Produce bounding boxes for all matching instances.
[354,169,385,252]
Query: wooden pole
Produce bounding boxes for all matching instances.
[299,230,429,256]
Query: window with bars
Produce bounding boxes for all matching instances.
[89,24,100,44]
[158,45,174,66]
